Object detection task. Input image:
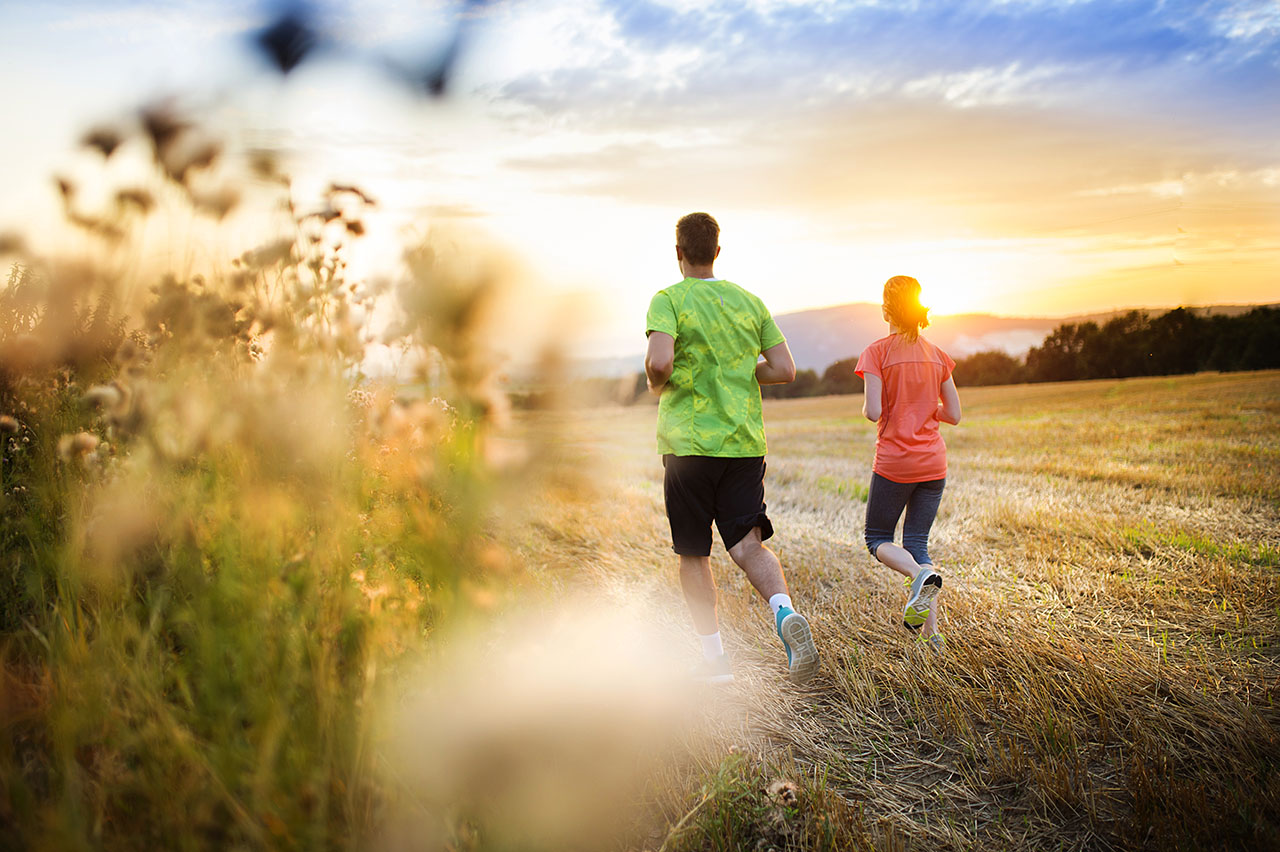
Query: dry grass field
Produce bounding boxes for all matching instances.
[515,370,1280,851]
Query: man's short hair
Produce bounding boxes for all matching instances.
[676,212,719,266]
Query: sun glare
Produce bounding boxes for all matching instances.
[901,257,993,317]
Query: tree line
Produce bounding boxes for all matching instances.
[532,305,1280,408]
[767,305,1280,397]
[958,306,1280,386]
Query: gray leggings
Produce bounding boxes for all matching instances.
[864,473,946,566]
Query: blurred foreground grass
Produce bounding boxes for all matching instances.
[0,105,531,848]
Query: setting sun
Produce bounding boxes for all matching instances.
[900,254,1002,317]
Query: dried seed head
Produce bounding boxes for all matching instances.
[191,185,240,219]
[116,338,142,365]
[161,137,222,185]
[0,415,19,434]
[247,149,282,182]
[767,779,798,806]
[243,238,295,269]
[82,126,123,157]
[67,212,125,242]
[84,385,124,410]
[58,432,99,460]
[328,183,377,206]
[115,188,155,214]
[140,105,188,155]
[0,232,25,255]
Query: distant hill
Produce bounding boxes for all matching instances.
[571,302,1278,376]
[772,303,1056,371]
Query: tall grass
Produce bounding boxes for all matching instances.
[0,109,513,849]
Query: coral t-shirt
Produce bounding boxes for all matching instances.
[855,334,955,483]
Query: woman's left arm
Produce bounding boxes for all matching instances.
[937,377,961,425]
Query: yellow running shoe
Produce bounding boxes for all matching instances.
[903,568,942,631]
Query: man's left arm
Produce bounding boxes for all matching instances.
[755,308,794,385]
[755,340,796,385]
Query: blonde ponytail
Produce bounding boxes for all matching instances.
[883,275,930,343]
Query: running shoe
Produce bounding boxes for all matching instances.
[692,653,734,685]
[775,607,820,684]
[902,568,942,631]
[917,632,946,653]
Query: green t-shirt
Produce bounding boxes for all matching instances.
[645,277,786,457]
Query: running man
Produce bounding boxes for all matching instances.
[645,212,820,685]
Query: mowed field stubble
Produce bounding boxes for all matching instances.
[516,370,1280,851]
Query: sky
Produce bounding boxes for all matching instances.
[1,0,1278,358]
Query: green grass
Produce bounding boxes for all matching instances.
[659,753,866,852]
[1121,525,1280,568]
[814,475,869,502]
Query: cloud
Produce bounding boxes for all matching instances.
[900,61,1078,108]
[471,0,1279,269]
[949,328,1047,356]
[47,1,256,42]
[1210,1,1280,43]
[483,0,1279,132]
[1074,180,1185,199]
[501,95,1244,220]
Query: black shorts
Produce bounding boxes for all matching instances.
[662,454,774,557]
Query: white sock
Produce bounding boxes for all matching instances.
[698,631,725,661]
[768,593,793,615]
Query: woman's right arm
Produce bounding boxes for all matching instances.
[937,377,961,425]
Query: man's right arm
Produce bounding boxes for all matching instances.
[756,341,796,385]
[646,331,675,394]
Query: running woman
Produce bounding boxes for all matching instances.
[855,275,962,649]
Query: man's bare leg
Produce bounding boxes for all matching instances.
[728,527,819,682]
[679,555,719,635]
[680,554,734,680]
[725,527,787,601]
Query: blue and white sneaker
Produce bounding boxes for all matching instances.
[775,607,820,684]
[903,568,942,631]
[692,653,734,685]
